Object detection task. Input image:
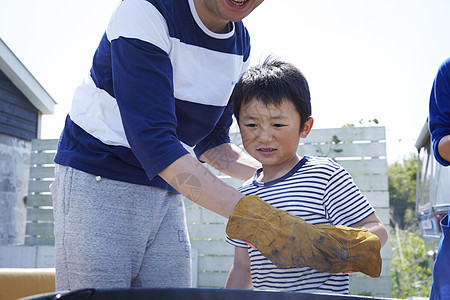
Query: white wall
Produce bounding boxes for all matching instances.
[0,133,31,245]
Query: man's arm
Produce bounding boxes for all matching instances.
[438,134,450,163]
[429,58,450,166]
[160,155,358,274]
[199,143,261,181]
[225,247,252,289]
[352,212,388,247]
[159,153,243,218]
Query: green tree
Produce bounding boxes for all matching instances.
[391,228,432,298]
[389,155,417,229]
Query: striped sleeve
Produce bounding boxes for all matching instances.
[226,236,248,248]
[323,164,374,226]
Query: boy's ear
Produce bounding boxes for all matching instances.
[300,117,314,138]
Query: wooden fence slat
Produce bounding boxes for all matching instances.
[30,166,55,179]
[191,240,234,256]
[183,199,200,208]
[30,152,56,165]
[338,159,388,175]
[28,180,53,194]
[380,258,392,276]
[301,126,386,143]
[352,174,388,191]
[187,223,227,240]
[185,207,227,224]
[381,242,391,258]
[363,191,389,208]
[198,256,234,272]
[197,272,228,288]
[349,276,391,298]
[25,236,55,246]
[27,208,53,222]
[31,139,59,151]
[25,223,54,236]
[374,208,390,225]
[27,194,53,207]
[298,142,386,159]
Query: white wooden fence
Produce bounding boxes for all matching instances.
[26,139,56,246]
[25,126,391,297]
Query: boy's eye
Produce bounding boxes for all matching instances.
[244,123,257,128]
[273,124,286,127]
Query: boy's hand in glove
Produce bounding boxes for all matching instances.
[226,195,381,277]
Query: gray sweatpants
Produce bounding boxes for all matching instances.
[50,165,191,291]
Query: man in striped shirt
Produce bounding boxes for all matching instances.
[51,0,265,290]
[226,58,388,294]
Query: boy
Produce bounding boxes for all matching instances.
[225,58,388,294]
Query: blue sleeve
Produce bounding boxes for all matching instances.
[111,37,188,179]
[193,98,233,159]
[429,58,450,167]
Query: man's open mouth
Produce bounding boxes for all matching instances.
[229,0,248,6]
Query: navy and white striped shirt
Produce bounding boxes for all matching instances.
[54,0,251,191]
[227,156,375,294]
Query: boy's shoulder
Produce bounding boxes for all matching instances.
[238,175,256,191]
[302,155,341,171]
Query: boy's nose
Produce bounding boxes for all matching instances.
[256,129,273,142]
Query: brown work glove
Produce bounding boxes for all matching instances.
[315,224,382,277]
[226,195,349,273]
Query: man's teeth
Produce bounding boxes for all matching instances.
[230,0,248,5]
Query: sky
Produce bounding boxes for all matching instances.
[1,0,450,164]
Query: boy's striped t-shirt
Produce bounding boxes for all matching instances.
[227,155,375,294]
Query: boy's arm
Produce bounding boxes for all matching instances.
[225,247,252,289]
[352,212,388,247]
[199,142,261,181]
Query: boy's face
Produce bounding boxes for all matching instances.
[238,98,313,171]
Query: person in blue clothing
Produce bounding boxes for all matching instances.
[429,57,450,300]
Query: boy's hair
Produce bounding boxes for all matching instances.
[232,57,311,130]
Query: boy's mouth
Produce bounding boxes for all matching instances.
[258,148,276,155]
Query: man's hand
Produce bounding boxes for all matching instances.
[226,195,348,273]
[316,224,382,277]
